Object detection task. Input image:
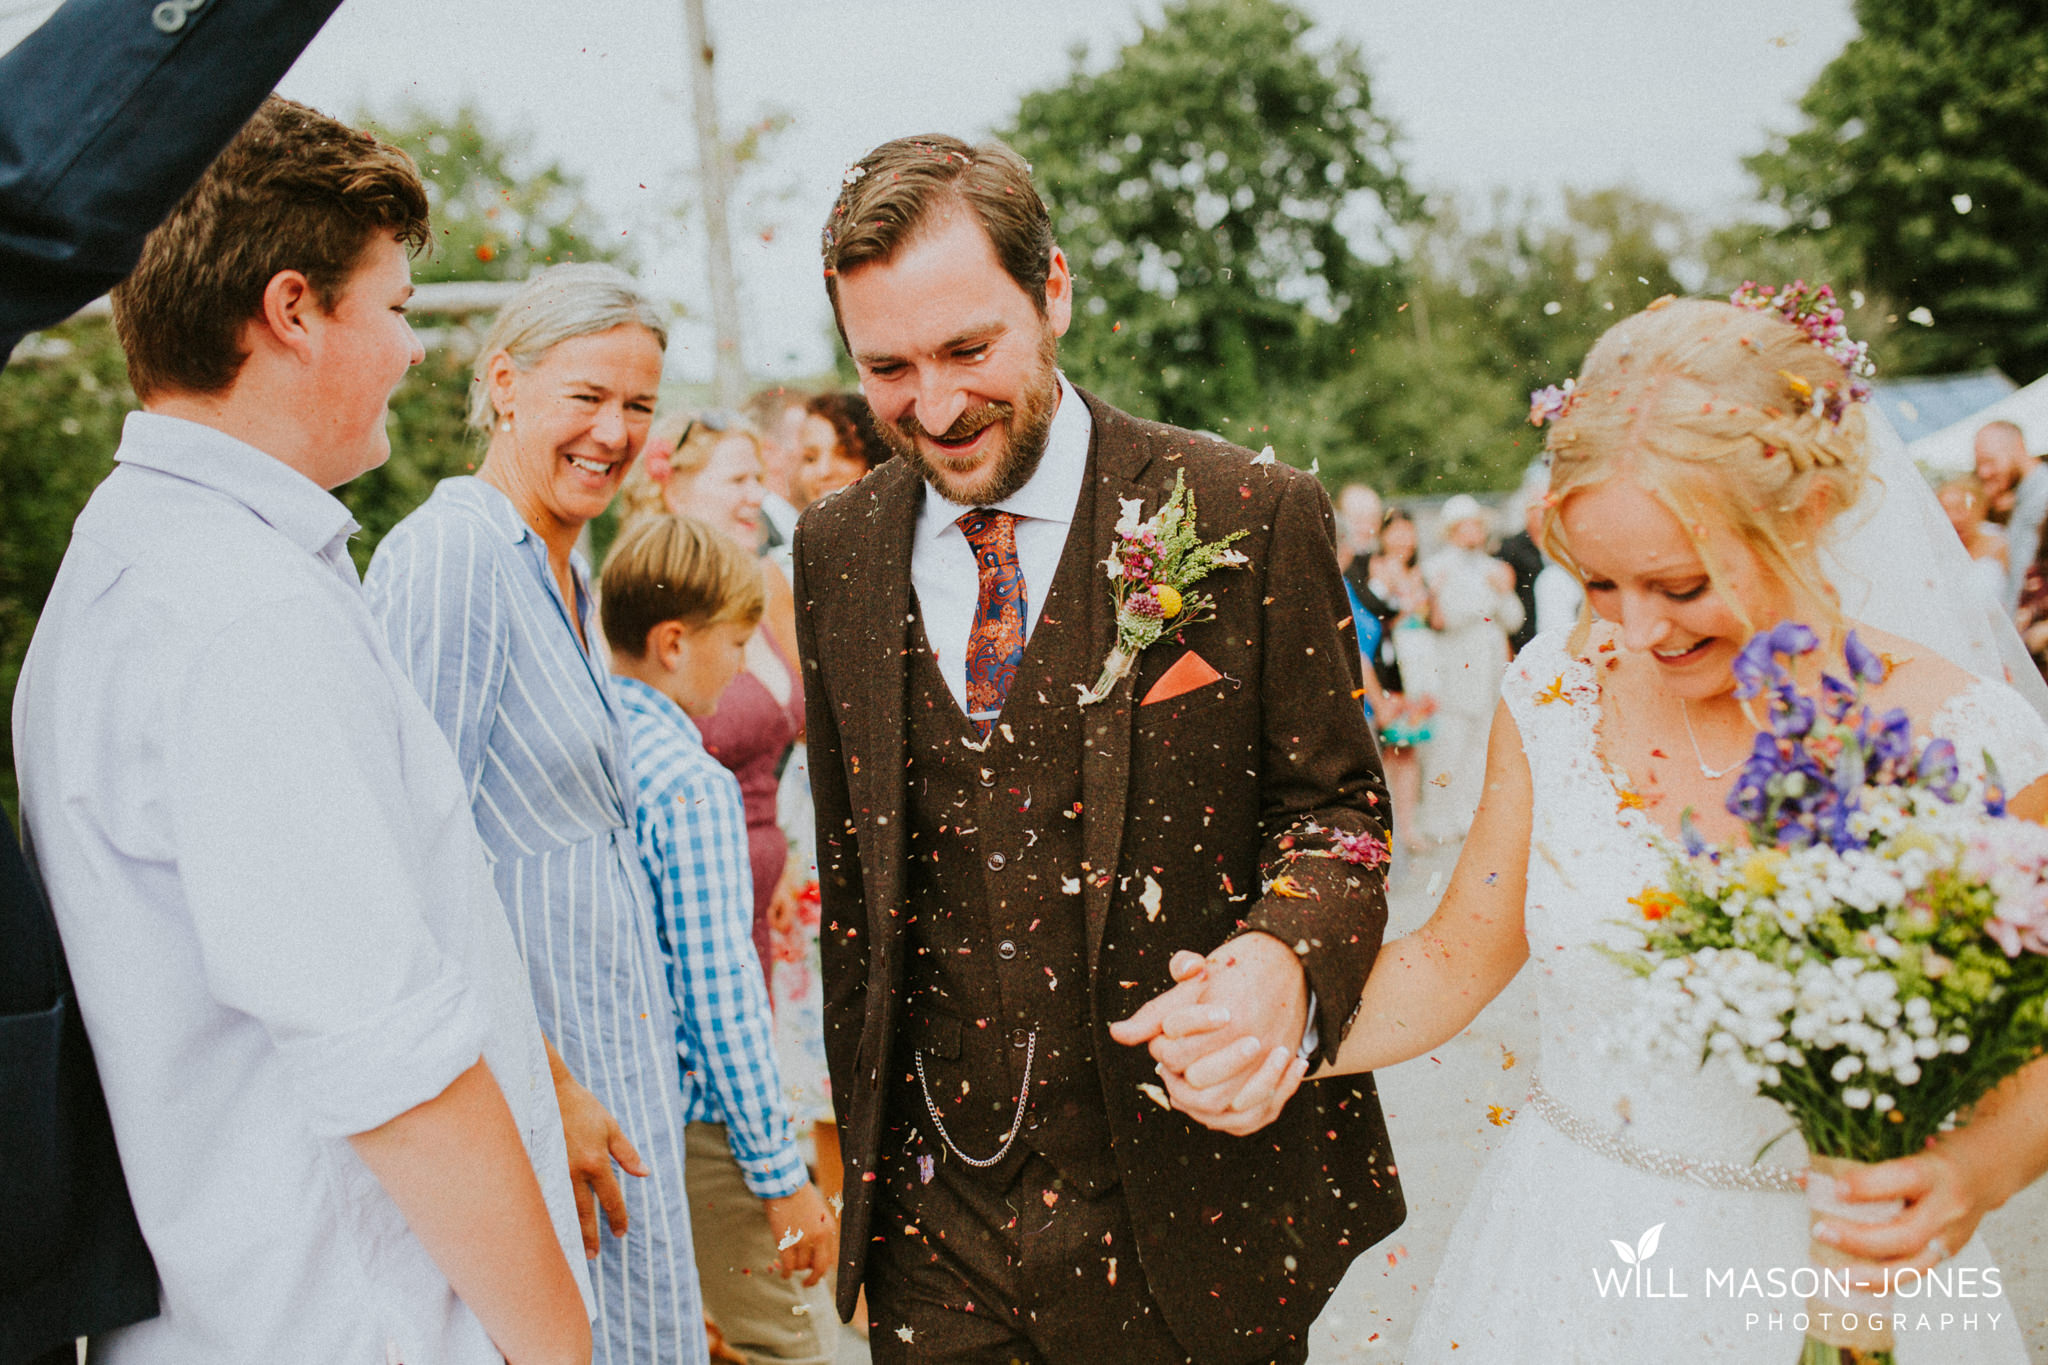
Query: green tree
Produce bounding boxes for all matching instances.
[1748,0,2048,378]
[1006,0,1419,445]
[1305,188,1694,494]
[368,102,625,283]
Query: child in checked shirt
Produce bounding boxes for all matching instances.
[601,514,839,1363]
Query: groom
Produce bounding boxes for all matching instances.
[793,134,1402,1364]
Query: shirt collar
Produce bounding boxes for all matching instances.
[612,673,702,744]
[115,411,358,556]
[441,474,536,546]
[917,372,1092,542]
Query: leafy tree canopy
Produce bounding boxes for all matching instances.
[1006,0,1420,443]
[367,102,626,283]
[1748,0,2048,379]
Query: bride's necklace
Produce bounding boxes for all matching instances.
[1679,698,1745,780]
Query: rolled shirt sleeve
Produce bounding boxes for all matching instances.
[167,594,486,1137]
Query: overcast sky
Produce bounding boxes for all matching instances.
[6,0,1860,379]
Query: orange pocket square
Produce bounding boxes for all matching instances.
[1141,650,1223,706]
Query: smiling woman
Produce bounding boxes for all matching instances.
[363,263,712,1365]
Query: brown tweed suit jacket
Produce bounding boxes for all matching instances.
[792,390,1406,1362]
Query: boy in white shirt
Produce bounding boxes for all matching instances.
[13,97,590,1365]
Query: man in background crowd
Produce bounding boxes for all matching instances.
[1974,418,2046,610]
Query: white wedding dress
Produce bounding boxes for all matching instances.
[1403,629,2047,1362]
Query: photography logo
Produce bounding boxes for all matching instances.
[1594,1222,1688,1298]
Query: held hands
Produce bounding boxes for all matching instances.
[763,1180,839,1287]
[548,1048,649,1258]
[1107,932,1312,1136]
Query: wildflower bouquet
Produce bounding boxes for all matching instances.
[1614,624,2048,1363]
[1077,469,1248,706]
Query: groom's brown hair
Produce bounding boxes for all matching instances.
[821,134,1055,340]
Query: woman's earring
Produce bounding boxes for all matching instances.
[500,416,512,432]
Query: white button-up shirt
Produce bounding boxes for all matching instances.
[911,372,1093,713]
[14,413,588,1364]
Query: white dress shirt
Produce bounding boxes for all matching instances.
[14,413,588,1364]
[911,372,1093,714]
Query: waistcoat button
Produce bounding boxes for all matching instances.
[997,940,1017,960]
[1011,1028,1029,1049]
[987,852,1006,871]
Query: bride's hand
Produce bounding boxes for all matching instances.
[1812,1146,1986,1273]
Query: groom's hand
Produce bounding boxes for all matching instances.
[1109,933,1312,1135]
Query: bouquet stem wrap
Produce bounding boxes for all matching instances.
[1801,1155,1900,1361]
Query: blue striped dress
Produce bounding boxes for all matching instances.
[365,477,705,1365]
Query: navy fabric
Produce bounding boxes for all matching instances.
[0,1,341,1354]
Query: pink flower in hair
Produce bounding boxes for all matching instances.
[644,442,674,484]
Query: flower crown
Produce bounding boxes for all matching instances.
[1528,283,1877,429]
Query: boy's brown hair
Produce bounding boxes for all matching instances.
[111,96,430,402]
[600,514,765,658]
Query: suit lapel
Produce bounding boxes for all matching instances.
[1077,392,1158,974]
[842,464,917,967]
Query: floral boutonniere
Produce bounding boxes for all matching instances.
[1077,469,1248,706]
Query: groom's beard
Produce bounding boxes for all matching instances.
[880,329,1061,507]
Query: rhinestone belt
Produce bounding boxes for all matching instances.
[1527,1076,1805,1194]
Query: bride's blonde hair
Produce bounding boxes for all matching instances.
[1539,296,1873,643]
[617,409,764,530]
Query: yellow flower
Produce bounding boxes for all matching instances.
[1487,1104,1517,1127]
[1534,676,1570,706]
[1155,585,1183,617]
[1739,850,1787,894]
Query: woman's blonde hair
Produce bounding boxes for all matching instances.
[1539,296,1874,642]
[466,263,668,429]
[599,513,765,658]
[617,409,764,528]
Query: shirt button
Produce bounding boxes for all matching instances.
[998,940,1017,960]
[1011,1028,1029,1049]
[987,852,1006,871]
[979,769,996,787]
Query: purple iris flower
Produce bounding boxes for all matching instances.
[1916,737,1960,793]
[1731,622,1818,699]
[1820,674,1857,723]
[1768,684,1816,739]
[1982,751,2008,818]
[1863,708,1913,774]
[1842,630,1885,685]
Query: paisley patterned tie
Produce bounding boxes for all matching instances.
[957,508,1028,737]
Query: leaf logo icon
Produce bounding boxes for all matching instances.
[1609,1222,1664,1266]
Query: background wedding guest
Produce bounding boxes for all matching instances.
[1418,493,1523,843]
[366,263,707,1365]
[1335,480,1382,572]
[622,413,804,987]
[1522,466,1585,637]
[1973,418,2046,610]
[1938,474,2010,609]
[744,386,810,554]
[602,514,839,1365]
[793,389,883,506]
[1494,463,1550,655]
[1355,506,1435,854]
[14,97,590,1365]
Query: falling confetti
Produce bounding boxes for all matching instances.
[777,1226,802,1251]
[1138,1081,1172,1110]
[1429,772,1452,788]
[1500,1046,1517,1070]
[896,1326,916,1344]
[917,1154,935,1185]
[1141,875,1164,921]
[1487,1104,1517,1127]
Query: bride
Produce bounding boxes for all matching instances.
[1148,293,2048,1358]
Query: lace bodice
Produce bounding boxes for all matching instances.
[1500,629,2048,1168]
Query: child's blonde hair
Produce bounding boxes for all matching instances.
[599,513,765,658]
[618,410,764,528]
[1539,296,1874,642]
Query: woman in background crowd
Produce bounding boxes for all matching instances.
[1418,493,1523,844]
[622,414,804,987]
[792,390,883,507]
[366,263,707,1365]
[1355,506,1436,855]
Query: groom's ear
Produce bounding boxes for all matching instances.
[1042,246,1073,340]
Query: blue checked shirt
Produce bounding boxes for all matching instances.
[615,676,808,1198]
